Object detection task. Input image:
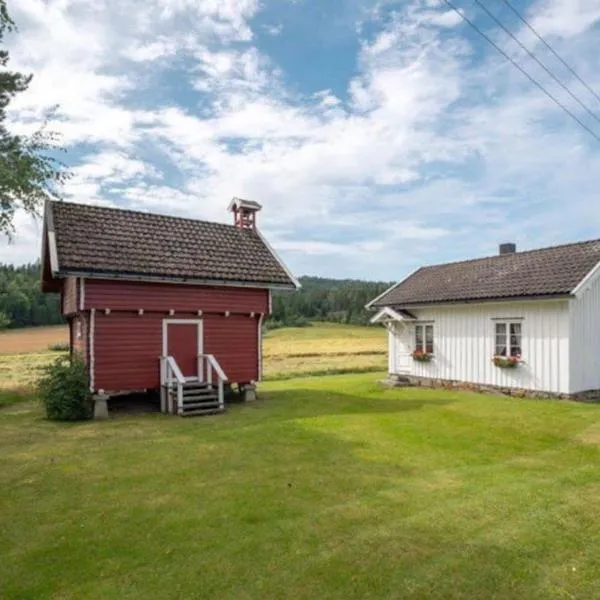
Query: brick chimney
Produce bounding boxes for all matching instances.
[499,243,517,255]
[228,197,262,230]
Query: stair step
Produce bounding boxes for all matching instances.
[182,397,220,405]
[182,393,219,401]
[181,407,225,417]
[182,401,222,410]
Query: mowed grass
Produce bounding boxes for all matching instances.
[2,373,600,599]
[0,323,387,388]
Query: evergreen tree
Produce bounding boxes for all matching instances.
[0,262,62,328]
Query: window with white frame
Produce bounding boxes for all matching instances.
[415,324,434,354]
[75,320,82,340]
[494,321,522,357]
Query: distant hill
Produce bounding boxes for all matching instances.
[0,265,391,330]
[270,276,393,328]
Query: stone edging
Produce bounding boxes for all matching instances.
[384,374,600,402]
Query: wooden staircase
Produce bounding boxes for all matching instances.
[179,381,223,416]
[160,354,228,417]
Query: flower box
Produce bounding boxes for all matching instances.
[492,355,521,369]
[412,350,433,363]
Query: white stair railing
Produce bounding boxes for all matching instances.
[159,356,185,414]
[198,354,228,411]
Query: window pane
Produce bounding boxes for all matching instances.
[425,325,434,354]
[415,325,423,351]
[510,322,522,356]
[495,323,507,356]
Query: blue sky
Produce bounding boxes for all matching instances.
[3,0,600,282]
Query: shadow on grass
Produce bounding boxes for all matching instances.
[108,391,161,416]
[228,388,454,424]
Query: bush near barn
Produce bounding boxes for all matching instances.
[37,353,92,421]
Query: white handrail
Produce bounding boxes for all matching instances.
[160,354,228,416]
[206,354,227,382]
[198,353,228,411]
[160,355,186,415]
[166,356,185,383]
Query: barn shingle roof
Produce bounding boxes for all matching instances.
[46,201,297,288]
[370,239,600,307]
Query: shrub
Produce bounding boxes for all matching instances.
[263,319,285,332]
[48,342,70,352]
[263,317,313,331]
[286,316,312,328]
[38,353,92,421]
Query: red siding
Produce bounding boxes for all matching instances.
[94,312,163,391]
[62,277,78,316]
[204,314,259,384]
[93,312,260,392]
[84,280,269,314]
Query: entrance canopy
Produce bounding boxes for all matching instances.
[370,306,417,325]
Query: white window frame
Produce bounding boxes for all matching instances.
[415,324,434,354]
[494,321,522,357]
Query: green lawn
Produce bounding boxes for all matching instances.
[2,373,600,599]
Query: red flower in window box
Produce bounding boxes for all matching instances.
[492,355,521,368]
[412,349,433,363]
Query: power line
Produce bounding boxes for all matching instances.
[498,0,600,106]
[473,0,600,127]
[440,0,600,144]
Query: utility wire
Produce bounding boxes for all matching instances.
[474,0,600,127]
[440,0,600,144]
[498,0,600,105]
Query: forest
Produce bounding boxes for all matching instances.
[0,263,392,330]
[0,264,63,329]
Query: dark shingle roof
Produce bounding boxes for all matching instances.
[48,201,297,288]
[371,239,600,307]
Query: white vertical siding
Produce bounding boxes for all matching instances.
[392,300,570,394]
[388,326,396,374]
[570,271,600,393]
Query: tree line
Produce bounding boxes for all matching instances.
[270,276,392,328]
[0,264,391,330]
[0,263,63,329]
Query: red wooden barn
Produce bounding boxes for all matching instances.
[40,198,299,417]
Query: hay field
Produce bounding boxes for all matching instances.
[263,323,386,379]
[0,325,68,355]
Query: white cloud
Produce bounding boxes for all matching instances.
[122,39,178,62]
[263,23,283,36]
[531,0,600,38]
[3,0,600,283]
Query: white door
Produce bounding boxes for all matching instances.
[394,323,413,374]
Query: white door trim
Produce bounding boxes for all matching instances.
[162,319,204,357]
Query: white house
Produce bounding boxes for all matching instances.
[367,241,600,398]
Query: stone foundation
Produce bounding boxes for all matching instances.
[92,393,109,419]
[383,374,600,402]
[239,383,257,402]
